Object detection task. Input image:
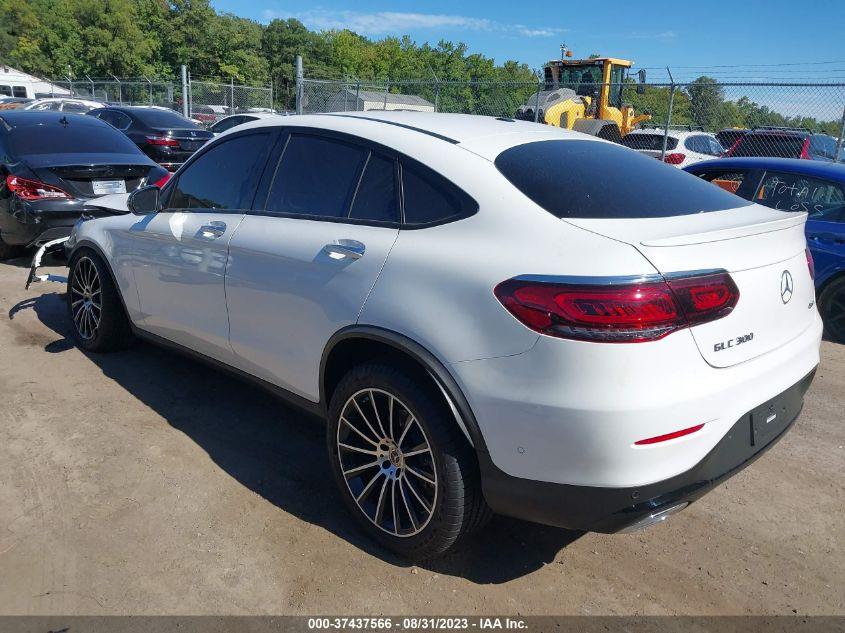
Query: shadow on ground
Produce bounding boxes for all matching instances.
[8,289,583,583]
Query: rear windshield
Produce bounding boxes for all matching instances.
[732,133,805,158]
[8,121,141,155]
[494,139,750,219]
[621,133,678,151]
[132,108,198,128]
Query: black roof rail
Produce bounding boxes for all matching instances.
[751,125,812,133]
[323,113,460,144]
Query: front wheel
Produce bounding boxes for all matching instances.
[67,250,134,352]
[327,363,490,560]
[819,276,845,344]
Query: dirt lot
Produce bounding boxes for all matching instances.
[0,254,842,616]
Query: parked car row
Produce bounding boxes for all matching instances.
[624,125,843,168]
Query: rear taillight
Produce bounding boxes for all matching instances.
[494,272,739,343]
[146,135,180,147]
[724,138,742,156]
[5,175,71,201]
[635,423,705,445]
[799,138,811,159]
[662,152,686,165]
[806,247,815,280]
[153,172,171,188]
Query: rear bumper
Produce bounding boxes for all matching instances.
[0,199,117,247]
[479,368,816,532]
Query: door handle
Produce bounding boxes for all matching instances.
[198,221,226,239]
[324,239,365,260]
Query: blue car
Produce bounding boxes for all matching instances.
[685,157,845,343]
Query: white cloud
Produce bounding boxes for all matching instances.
[261,8,566,38]
[626,30,678,40]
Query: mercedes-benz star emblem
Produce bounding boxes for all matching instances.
[780,270,793,304]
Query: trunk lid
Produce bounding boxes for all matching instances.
[151,127,212,152]
[27,153,158,198]
[566,206,816,367]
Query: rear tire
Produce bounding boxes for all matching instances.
[327,362,490,560]
[67,249,134,352]
[819,276,845,344]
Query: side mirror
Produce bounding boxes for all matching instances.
[128,185,160,215]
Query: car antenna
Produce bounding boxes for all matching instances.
[59,116,69,126]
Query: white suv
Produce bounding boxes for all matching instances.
[65,112,821,559]
[622,127,725,167]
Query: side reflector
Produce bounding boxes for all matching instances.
[635,423,705,446]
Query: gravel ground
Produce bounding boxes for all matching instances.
[0,254,842,616]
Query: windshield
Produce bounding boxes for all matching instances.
[495,139,751,219]
[622,133,678,151]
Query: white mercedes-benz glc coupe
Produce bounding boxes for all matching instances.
[64,112,821,559]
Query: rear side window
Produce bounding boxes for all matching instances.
[495,139,750,219]
[349,153,398,223]
[696,170,749,195]
[265,134,367,218]
[169,132,273,211]
[756,171,845,216]
[12,86,27,98]
[0,85,10,97]
[621,133,677,151]
[401,160,474,225]
[134,108,196,128]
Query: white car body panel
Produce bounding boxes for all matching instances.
[225,216,399,401]
[69,111,821,502]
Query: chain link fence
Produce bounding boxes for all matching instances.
[46,72,274,127]
[298,77,845,162]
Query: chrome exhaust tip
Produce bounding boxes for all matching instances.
[617,502,689,534]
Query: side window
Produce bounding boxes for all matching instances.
[12,86,27,98]
[684,136,705,154]
[401,160,474,225]
[0,85,11,97]
[349,153,399,223]
[111,112,132,130]
[699,170,748,195]
[211,116,243,134]
[63,101,89,113]
[757,171,845,215]
[708,137,725,156]
[169,132,273,211]
[264,134,367,218]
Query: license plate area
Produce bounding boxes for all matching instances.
[180,140,202,151]
[92,180,126,195]
[749,385,804,447]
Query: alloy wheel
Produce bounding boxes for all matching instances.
[336,388,438,537]
[70,256,102,341]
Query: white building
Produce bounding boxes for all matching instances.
[0,65,71,99]
[324,88,435,113]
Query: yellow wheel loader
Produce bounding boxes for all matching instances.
[516,50,651,143]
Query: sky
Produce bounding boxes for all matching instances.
[213,0,845,82]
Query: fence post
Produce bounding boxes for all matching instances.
[181,65,189,118]
[269,81,273,112]
[295,55,303,115]
[67,74,73,97]
[434,79,440,113]
[835,105,845,163]
[533,77,541,122]
[355,80,360,112]
[144,75,152,105]
[86,75,94,100]
[661,69,676,162]
[230,77,235,115]
[384,79,389,109]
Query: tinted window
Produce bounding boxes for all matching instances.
[63,101,92,113]
[169,132,273,211]
[211,116,249,134]
[349,153,398,222]
[756,171,845,216]
[132,108,197,128]
[811,135,837,159]
[0,86,10,97]
[265,134,367,218]
[12,86,27,98]
[697,170,748,195]
[621,133,678,151]
[686,135,722,156]
[401,161,472,225]
[732,133,805,158]
[495,139,750,219]
[7,120,141,155]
